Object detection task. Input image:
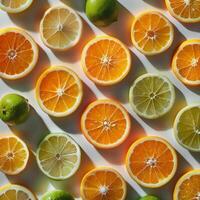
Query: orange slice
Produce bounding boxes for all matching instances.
[126,136,177,188]
[0,27,39,80]
[81,99,130,149]
[0,135,29,175]
[131,11,174,55]
[80,167,127,200]
[173,170,200,200]
[172,39,200,86]
[81,36,131,85]
[35,66,83,117]
[165,0,200,23]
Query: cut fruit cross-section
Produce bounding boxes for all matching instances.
[126,136,177,188]
[35,66,83,117]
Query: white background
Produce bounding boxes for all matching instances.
[0,0,200,199]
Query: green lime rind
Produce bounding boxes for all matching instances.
[0,93,30,125]
[42,190,74,200]
[129,73,175,119]
[139,195,160,200]
[36,133,81,180]
[174,105,200,152]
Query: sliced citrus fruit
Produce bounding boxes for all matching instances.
[174,105,200,152]
[131,11,174,55]
[165,0,200,23]
[40,6,82,51]
[174,170,200,200]
[35,66,83,117]
[172,39,200,86]
[0,184,36,200]
[0,135,29,175]
[0,27,39,80]
[81,36,131,85]
[36,133,81,180]
[81,99,130,149]
[129,73,175,119]
[80,167,127,200]
[0,0,33,13]
[126,136,177,188]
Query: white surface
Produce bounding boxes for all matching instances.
[0,0,200,199]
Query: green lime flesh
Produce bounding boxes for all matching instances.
[139,195,160,200]
[0,93,30,125]
[42,190,74,200]
[85,0,119,26]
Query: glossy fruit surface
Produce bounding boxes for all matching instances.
[42,190,74,200]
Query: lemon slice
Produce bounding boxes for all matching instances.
[0,184,36,200]
[36,133,81,180]
[0,0,33,13]
[174,105,200,152]
[40,6,82,51]
[129,74,175,119]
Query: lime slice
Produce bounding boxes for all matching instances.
[129,74,175,119]
[36,133,81,180]
[174,105,200,152]
[42,190,74,200]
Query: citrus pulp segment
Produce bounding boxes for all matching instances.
[36,133,81,180]
[35,66,83,117]
[0,27,38,80]
[173,170,200,200]
[0,135,29,175]
[172,39,200,86]
[81,36,131,85]
[126,136,177,188]
[174,105,200,151]
[131,11,174,55]
[0,184,36,200]
[40,6,82,51]
[0,0,33,13]
[80,167,127,200]
[165,0,200,23]
[129,73,175,119]
[81,99,130,149]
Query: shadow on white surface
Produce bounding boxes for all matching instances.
[142,0,166,9]
[60,0,85,12]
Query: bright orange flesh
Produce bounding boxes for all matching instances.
[82,36,131,85]
[36,66,82,117]
[131,11,173,55]
[80,167,126,200]
[0,135,29,175]
[81,100,130,148]
[126,136,177,188]
[172,40,200,86]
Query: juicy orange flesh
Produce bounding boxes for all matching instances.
[129,140,174,184]
[0,32,34,75]
[176,44,200,81]
[0,189,30,200]
[84,103,127,145]
[39,70,80,113]
[133,13,171,52]
[0,137,27,173]
[178,174,200,200]
[82,170,124,200]
[168,0,200,19]
[85,39,128,81]
[1,0,27,8]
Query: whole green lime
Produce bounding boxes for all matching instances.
[42,190,74,200]
[85,0,119,26]
[0,93,30,125]
[139,195,160,200]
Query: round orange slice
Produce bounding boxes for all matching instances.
[35,66,83,117]
[172,39,200,86]
[126,136,177,188]
[173,170,200,200]
[81,36,131,86]
[0,135,29,175]
[131,11,174,55]
[165,0,200,23]
[80,167,127,200]
[0,27,39,80]
[81,99,130,149]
